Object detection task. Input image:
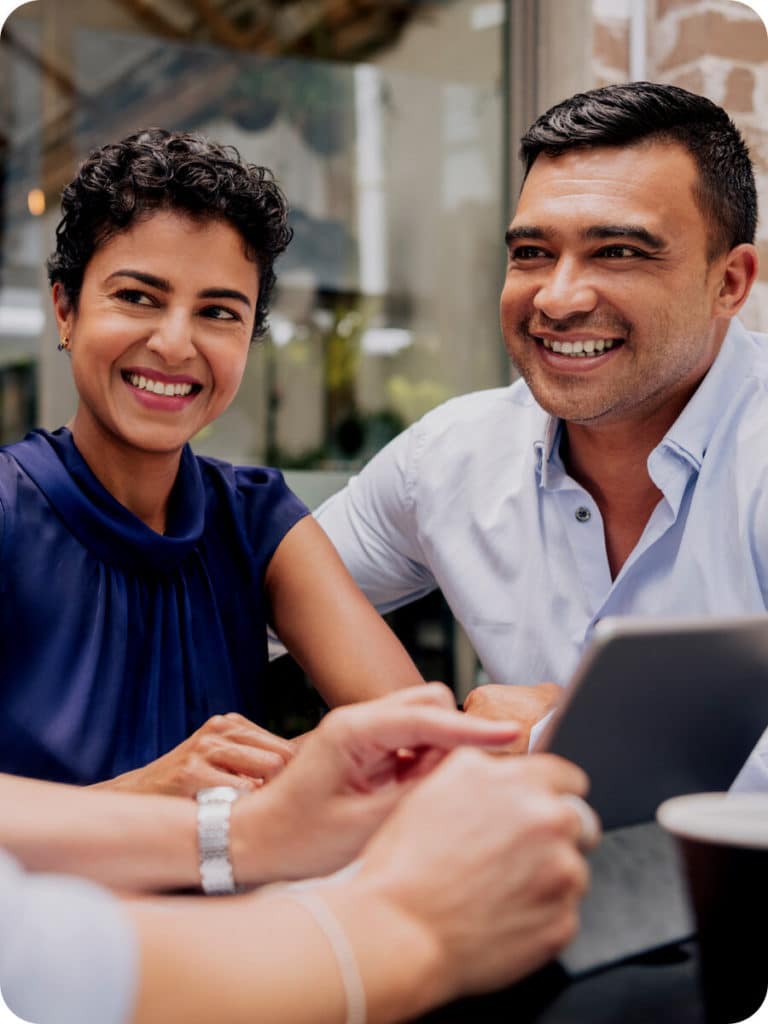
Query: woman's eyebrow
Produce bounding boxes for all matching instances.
[199,287,252,308]
[104,271,252,308]
[106,269,171,290]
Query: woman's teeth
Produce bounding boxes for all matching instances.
[127,373,194,396]
[540,337,616,358]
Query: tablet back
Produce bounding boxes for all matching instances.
[543,616,768,831]
[542,616,768,975]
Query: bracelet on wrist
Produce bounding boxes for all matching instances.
[287,888,366,1024]
[195,786,243,895]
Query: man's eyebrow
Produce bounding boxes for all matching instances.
[504,226,548,246]
[584,225,666,249]
[504,224,667,250]
[105,271,251,307]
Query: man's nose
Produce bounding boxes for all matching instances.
[532,258,598,320]
[146,312,196,364]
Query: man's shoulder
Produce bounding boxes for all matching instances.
[382,381,545,489]
[413,380,538,439]
[731,322,768,374]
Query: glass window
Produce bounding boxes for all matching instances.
[1,0,509,470]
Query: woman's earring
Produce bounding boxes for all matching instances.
[57,336,69,352]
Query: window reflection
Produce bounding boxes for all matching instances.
[1,1,507,469]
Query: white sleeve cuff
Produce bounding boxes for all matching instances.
[0,851,138,1024]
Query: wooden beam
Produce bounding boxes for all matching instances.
[112,0,190,40]
[1,27,79,100]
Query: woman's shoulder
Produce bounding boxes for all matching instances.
[195,452,300,500]
[194,453,309,541]
[0,435,40,505]
[0,438,41,568]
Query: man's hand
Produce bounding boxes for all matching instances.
[94,713,296,796]
[234,684,522,883]
[345,749,599,1004]
[463,682,563,754]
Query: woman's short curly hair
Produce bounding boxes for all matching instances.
[47,128,293,340]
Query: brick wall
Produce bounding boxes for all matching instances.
[591,0,768,331]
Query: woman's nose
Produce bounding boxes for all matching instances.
[145,312,196,364]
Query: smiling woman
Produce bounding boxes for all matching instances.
[53,212,259,518]
[0,129,424,792]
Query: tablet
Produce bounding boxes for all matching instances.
[540,616,768,831]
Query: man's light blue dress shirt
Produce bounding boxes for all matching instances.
[316,319,768,786]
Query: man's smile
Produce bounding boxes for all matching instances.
[535,336,620,358]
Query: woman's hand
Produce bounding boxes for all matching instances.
[94,713,295,796]
[233,683,522,884]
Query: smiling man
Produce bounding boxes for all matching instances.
[315,82,766,763]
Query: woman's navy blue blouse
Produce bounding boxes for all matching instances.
[0,428,309,784]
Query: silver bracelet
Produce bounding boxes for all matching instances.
[287,888,366,1024]
[196,786,242,895]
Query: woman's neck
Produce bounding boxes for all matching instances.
[68,410,183,534]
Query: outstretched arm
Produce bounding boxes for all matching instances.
[0,745,589,1024]
[3,750,595,1024]
[0,686,522,891]
[133,754,596,1024]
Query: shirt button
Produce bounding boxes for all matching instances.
[575,506,591,523]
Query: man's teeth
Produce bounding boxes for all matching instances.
[540,338,615,357]
[127,373,194,396]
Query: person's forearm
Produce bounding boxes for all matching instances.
[266,516,425,707]
[277,586,425,707]
[128,880,447,1024]
[0,774,303,892]
[0,774,200,890]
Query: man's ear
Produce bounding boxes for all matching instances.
[51,282,74,339]
[712,243,759,319]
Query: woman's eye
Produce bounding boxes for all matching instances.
[201,306,239,322]
[116,289,153,305]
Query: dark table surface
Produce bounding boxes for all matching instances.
[412,942,707,1023]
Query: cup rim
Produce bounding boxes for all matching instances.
[657,792,768,849]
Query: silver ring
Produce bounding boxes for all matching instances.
[561,794,601,850]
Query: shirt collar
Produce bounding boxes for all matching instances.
[658,318,764,471]
[534,415,563,489]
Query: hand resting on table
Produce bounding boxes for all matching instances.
[93,712,296,796]
[463,682,563,754]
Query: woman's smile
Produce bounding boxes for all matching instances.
[121,367,202,407]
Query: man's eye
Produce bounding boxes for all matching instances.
[201,305,239,321]
[116,289,153,305]
[510,246,549,261]
[598,245,644,258]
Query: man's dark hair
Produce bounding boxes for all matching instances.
[519,82,757,258]
[47,128,293,340]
